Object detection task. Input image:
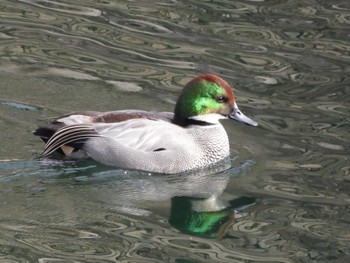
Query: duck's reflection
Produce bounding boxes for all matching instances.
[76,158,256,239]
[169,195,255,239]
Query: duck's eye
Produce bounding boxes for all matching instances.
[216,96,227,103]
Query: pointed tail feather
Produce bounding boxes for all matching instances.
[41,124,100,157]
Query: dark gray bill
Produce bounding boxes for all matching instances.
[229,102,258,126]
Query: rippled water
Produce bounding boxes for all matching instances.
[0,0,349,262]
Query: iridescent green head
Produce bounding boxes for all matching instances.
[174,74,258,126]
[174,74,234,123]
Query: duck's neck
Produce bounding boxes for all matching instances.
[174,113,226,127]
[173,118,213,127]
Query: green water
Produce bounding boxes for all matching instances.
[0,0,349,262]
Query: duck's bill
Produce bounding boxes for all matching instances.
[229,102,258,126]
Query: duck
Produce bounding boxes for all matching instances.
[34,74,258,174]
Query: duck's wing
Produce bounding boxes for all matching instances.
[91,118,181,151]
[91,110,174,123]
[35,110,177,156]
[39,118,187,160]
[34,110,174,142]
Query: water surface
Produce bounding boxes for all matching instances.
[0,0,349,262]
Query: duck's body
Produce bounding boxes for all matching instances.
[34,74,257,174]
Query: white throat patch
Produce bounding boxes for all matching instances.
[189,113,227,124]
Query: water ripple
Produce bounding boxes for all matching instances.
[20,0,102,17]
[110,19,173,35]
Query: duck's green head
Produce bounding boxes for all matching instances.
[174,74,258,126]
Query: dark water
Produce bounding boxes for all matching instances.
[0,0,349,262]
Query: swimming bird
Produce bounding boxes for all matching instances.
[34,74,257,174]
